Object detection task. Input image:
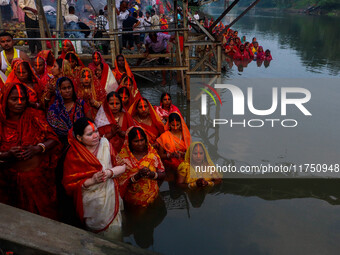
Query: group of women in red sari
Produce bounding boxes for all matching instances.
[0,40,221,239]
[222,29,273,69]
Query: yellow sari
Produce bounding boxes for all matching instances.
[177,142,222,185]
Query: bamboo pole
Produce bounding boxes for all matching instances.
[0,8,3,32]
[56,0,62,57]
[217,44,221,72]
[35,0,46,50]
[183,0,190,99]
[174,0,185,93]
[107,0,117,65]
[209,0,240,33]
[221,0,261,34]
[36,0,55,54]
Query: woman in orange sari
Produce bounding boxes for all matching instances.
[37,50,55,75]
[116,127,165,207]
[63,118,126,237]
[76,67,106,118]
[177,142,222,189]
[160,14,168,34]
[157,112,191,171]
[94,92,135,154]
[0,82,61,219]
[128,98,164,146]
[6,60,43,108]
[113,55,137,88]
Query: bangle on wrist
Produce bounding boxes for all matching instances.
[109,169,114,178]
[153,172,158,180]
[37,143,46,153]
[131,175,137,183]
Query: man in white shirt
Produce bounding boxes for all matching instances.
[116,1,129,51]
[64,6,79,25]
[150,9,160,30]
[194,11,199,21]
[18,0,42,55]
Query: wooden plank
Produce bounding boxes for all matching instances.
[184,41,221,46]
[130,66,188,71]
[108,0,117,63]
[217,44,222,72]
[186,71,221,75]
[187,12,215,42]
[35,0,46,50]
[0,6,3,32]
[77,53,173,60]
[191,51,210,72]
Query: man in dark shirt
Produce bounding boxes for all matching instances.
[122,11,140,50]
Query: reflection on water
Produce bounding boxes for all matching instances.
[124,11,340,254]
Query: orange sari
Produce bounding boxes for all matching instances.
[63,129,120,230]
[128,98,165,145]
[116,127,165,207]
[95,98,135,154]
[0,83,61,219]
[157,112,191,170]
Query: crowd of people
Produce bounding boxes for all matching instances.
[0,32,221,239]
[222,29,273,69]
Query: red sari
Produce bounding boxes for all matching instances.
[37,50,55,75]
[128,98,165,145]
[5,60,43,105]
[63,129,120,227]
[95,99,135,154]
[0,83,61,219]
[113,55,137,88]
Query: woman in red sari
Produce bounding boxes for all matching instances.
[116,127,165,207]
[117,86,133,111]
[42,59,73,108]
[157,112,191,171]
[37,50,55,75]
[225,39,238,59]
[113,55,137,89]
[95,92,135,154]
[94,61,119,94]
[59,40,76,60]
[6,60,43,108]
[65,52,85,81]
[154,92,182,124]
[0,82,61,219]
[63,117,125,237]
[32,56,52,87]
[128,98,165,146]
[76,67,106,118]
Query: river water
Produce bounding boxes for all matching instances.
[125,10,340,254]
